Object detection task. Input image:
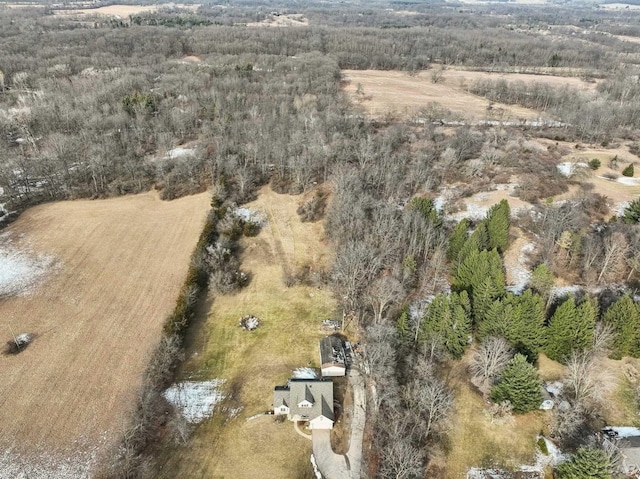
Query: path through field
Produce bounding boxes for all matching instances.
[0,191,210,478]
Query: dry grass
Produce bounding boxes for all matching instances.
[537,353,566,382]
[0,191,210,467]
[342,69,594,121]
[156,186,338,478]
[442,354,547,478]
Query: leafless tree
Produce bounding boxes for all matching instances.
[597,231,629,284]
[469,337,513,397]
[362,323,398,415]
[379,432,423,479]
[403,375,453,441]
[366,275,404,324]
[564,351,599,406]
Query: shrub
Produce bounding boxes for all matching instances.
[588,158,601,170]
[623,198,640,224]
[537,437,549,455]
[243,221,261,237]
[555,446,612,479]
[622,163,635,177]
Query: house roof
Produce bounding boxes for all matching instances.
[282,379,334,422]
[274,387,289,408]
[319,336,346,368]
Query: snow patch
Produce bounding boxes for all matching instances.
[549,285,582,300]
[0,447,97,479]
[163,379,225,423]
[506,242,535,294]
[617,176,640,186]
[556,162,588,177]
[167,147,195,159]
[0,240,54,297]
[544,381,564,398]
[293,367,319,379]
[615,201,631,216]
[234,207,267,226]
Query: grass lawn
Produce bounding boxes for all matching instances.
[156,186,339,478]
[441,353,547,478]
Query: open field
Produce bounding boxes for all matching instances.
[156,186,338,478]
[54,3,199,17]
[0,191,210,476]
[342,69,596,121]
[247,13,308,27]
[441,352,546,478]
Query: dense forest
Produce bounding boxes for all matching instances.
[2,0,640,478]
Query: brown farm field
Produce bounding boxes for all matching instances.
[342,69,596,121]
[155,186,338,479]
[0,191,210,476]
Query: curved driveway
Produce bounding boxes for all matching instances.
[312,369,366,479]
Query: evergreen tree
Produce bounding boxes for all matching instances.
[603,294,640,359]
[419,292,472,359]
[409,197,442,227]
[473,275,504,326]
[448,218,469,261]
[555,446,612,479]
[479,290,545,360]
[490,353,542,413]
[529,263,554,305]
[456,221,489,267]
[545,296,596,363]
[622,163,635,177]
[623,198,640,224]
[486,199,510,253]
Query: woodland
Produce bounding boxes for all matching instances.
[2,0,640,478]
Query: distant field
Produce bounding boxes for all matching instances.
[0,191,210,477]
[342,69,596,121]
[53,3,199,17]
[156,186,338,478]
[247,13,308,27]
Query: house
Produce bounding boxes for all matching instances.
[273,378,334,429]
[319,336,346,377]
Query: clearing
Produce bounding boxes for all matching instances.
[155,186,338,478]
[247,13,308,27]
[438,352,546,478]
[342,69,595,121]
[0,191,210,477]
[54,3,200,17]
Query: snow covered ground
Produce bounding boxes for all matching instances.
[0,235,54,297]
[234,207,267,225]
[0,447,97,479]
[167,147,195,159]
[293,367,319,379]
[163,379,225,423]
[505,242,535,294]
[556,162,588,177]
[616,176,640,186]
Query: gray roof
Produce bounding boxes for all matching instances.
[319,336,346,368]
[274,386,289,408]
[279,379,334,422]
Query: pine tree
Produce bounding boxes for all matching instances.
[555,446,612,479]
[603,294,640,359]
[490,353,542,414]
[623,198,640,224]
[419,292,472,359]
[409,197,442,227]
[448,218,469,261]
[486,199,510,253]
[478,291,545,360]
[545,296,596,363]
[622,163,635,177]
[529,264,554,305]
[456,221,489,267]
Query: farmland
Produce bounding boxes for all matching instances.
[0,191,210,477]
[342,69,596,121]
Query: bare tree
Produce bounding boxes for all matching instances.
[379,432,423,479]
[469,337,513,397]
[403,375,453,441]
[597,231,629,284]
[564,351,599,406]
[366,275,404,324]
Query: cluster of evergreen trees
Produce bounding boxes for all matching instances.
[411,199,640,415]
